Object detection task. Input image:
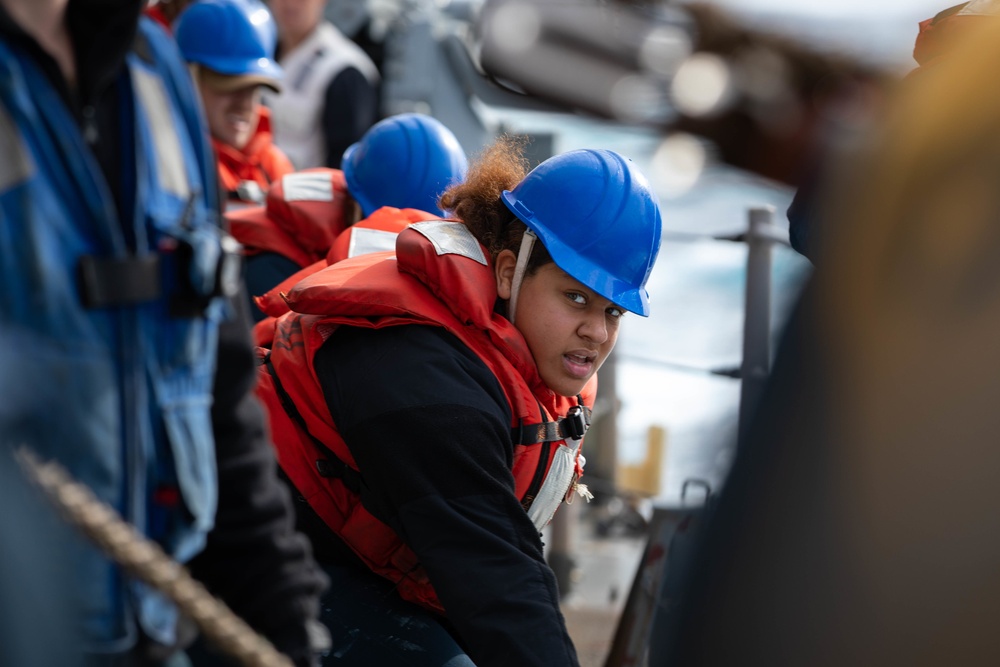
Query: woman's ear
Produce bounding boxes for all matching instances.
[494,249,517,300]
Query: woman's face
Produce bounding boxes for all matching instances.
[197,80,261,150]
[496,252,623,397]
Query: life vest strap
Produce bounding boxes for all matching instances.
[263,352,363,495]
[513,402,592,445]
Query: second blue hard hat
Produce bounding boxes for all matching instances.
[501,149,663,317]
[175,0,283,91]
[341,113,469,218]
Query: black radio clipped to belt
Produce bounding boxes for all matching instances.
[78,226,242,317]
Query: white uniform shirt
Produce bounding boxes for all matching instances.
[266,22,379,170]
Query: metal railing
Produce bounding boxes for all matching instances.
[598,204,792,667]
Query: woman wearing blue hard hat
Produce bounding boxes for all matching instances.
[175,0,293,207]
[225,112,470,323]
[255,136,662,667]
[341,112,470,220]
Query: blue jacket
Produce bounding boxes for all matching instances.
[0,18,229,650]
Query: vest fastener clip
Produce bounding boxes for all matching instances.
[561,406,588,440]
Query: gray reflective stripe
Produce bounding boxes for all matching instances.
[131,65,190,198]
[346,226,399,258]
[411,220,487,265]
[282,171,334,202]
[526,439,581,531]
[0,102,35,190]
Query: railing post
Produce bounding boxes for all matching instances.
[738,206,778,443]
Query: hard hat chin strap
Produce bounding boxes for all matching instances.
[507,229,536,326]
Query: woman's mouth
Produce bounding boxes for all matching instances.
[563,352,595,378]
[226,114,251,132]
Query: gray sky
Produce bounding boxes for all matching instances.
[712,0,950,17]
[707,0,957,69]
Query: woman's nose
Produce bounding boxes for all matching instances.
[578,310,609,344]
[232,88,257,110]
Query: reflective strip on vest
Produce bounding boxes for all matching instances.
[0,103,35,190]
[411,220,488,265]
[346,226,398,258]
[527,437,582,531]
[282,171,336,202]
[131,66,190,199]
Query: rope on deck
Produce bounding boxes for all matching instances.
[14,447,294,667]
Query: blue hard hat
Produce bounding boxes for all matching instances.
[235,0,278,56]
[501,149,663,317]
[175,0,282,88]
[341,113,469,218]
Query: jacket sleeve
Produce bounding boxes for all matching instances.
[187,290,328,667]
[315,324,580,667]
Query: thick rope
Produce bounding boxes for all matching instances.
[14,447,294,667]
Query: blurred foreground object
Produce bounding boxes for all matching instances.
[662,16,1000,666]
[787,0,1000,263]
[0,450,81,667]
[478,0,887,185]
[14,448,295,667]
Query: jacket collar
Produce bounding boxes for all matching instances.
[0,0,145,107]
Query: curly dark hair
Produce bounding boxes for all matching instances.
[438,134,552,272]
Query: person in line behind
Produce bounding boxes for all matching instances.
[254,137,663,667]
[0,0,325,664]
[175,0,294,208]
[266,0,380,170]
[226,112,469,322]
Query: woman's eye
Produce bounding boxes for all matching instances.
[607,306,625,319]
[566,292,587,305]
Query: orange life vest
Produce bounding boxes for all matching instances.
[214,107,294,203]
[250,205,438,347]
[227,168,352,268]
[256,220,596,613]
[326,205,425,264]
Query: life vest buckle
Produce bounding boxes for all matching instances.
[234,180,265,205]
[562,405,588,440]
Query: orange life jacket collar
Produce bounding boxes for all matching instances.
[227,168,352,268]
[213,107,293,194]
